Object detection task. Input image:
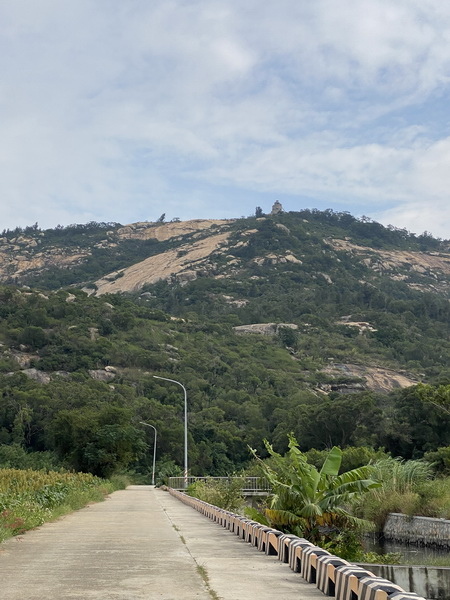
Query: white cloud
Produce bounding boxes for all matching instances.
[376,203,450,239]
[1,1,450,237]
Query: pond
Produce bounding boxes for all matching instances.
[363,534,450,566]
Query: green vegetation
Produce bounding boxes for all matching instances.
[1,210,449,568]
[354,458,450,528]
[247,443,450,563]
[0,468,127,542]
[196,564,220,600]
[0,278,449,479]
[417,383,450,415]
[0,210,449,483]
[186,478,244,512]
[246,437,378,549]
[184,442,450,565]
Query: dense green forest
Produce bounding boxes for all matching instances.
[0,210,449,480]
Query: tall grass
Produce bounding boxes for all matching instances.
[352,457,450,530]
[0,468,128,542]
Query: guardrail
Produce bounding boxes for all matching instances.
[167,476,271,495]
[168,487,426,600]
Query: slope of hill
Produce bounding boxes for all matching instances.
[0,219,233,287]
[93,229,233,294]
[0,209,449,478]
[2,211,449,298]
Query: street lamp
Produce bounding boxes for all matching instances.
[153,376,188,486]
[139,421,157,486]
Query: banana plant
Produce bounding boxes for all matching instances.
[248,435,380,543]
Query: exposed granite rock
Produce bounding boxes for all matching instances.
[115,219,232,242]
[336,320,377,334]
[10,351,39,368]
[327,238,450,295]
[233,323,298,335]
[321,362,418,394]
[89,369,116,381]
[94,231,232,294]
[22,368,51,384]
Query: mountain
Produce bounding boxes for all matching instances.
[2,208,450,396]
[0,209,449,477]
[2,213,450,298]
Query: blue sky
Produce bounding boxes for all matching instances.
[1,0,450,238]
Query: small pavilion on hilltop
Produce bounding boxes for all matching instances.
[271,201,284,215]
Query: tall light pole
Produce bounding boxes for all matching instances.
[139,421,157,486]
[153,376,188,487]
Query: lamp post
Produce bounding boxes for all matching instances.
[139,421,157,486]
[153,376,188,487]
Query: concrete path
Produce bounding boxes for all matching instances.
[0,486,324,600]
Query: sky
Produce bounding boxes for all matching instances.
[1,1,450,239]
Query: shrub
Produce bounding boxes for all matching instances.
[186,477,244,512]
[423,446,450,476]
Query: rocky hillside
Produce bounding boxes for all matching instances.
[0,209,449,476]
[327,238,450,296]
[0,219,231,285]
[2,213,449,299]
[93,228,233,294]
[1,283,449,477]
[92,227,450,296]
[2,209,450,394]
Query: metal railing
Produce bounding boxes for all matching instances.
[167,476,271,495]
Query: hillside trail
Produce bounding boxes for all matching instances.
[0,485,323,600]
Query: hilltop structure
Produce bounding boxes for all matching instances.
[271,201,283,215]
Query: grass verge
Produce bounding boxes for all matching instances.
[0,468,128,542]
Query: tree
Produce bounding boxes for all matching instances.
[277,326,298,348]
[19,326,48,349]
[255,206,264,217]
[157,213,166,223]
[248,435,379,545]
[423,446,450,475]
[51,406,146,477]
[387,385,450,457]
[416,383,450,416]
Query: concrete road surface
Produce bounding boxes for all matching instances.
[0,485,324,600]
